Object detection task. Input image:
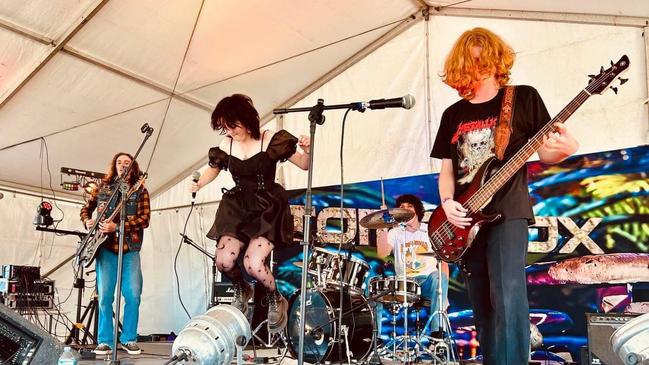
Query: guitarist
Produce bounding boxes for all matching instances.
[80,152,150,356]
[430,28,578,365]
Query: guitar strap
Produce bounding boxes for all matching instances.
[494,85,516,160]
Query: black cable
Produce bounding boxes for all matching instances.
[40,138,66,227]
[174,203,195,319]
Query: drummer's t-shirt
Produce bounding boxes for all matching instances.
[388,223,438,278]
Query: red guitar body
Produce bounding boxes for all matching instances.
[427,157,502,262]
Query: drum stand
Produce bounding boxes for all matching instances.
[418,259,456,364]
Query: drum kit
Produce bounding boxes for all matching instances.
[285,207,456,364]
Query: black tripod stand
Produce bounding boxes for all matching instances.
[65,281,98,347]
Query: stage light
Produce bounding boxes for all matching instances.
[170,304,251,365]
[33,201,54,227]
[61,181,80,191]
[83,181,98,194]
[611,312,649,365]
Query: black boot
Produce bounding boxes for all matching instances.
[267,290,288,334]
[231,282,253,316]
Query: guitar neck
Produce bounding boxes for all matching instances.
[467,89,591,211]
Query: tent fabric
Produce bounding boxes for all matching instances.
[0,1,648,335]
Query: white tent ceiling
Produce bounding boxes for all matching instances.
[0,0,648,202]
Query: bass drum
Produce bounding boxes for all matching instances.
[286,288,374,363]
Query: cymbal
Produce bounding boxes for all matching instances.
[359,208,415,229]
[293,261,304,268]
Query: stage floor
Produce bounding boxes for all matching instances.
[78,342,470,364]
[79,342,295,365]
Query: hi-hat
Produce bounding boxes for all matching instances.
[359,208,415,229]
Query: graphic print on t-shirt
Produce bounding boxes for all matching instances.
[451,116,497,184]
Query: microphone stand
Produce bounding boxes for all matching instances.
[273,99,370,365]
[108,124,154,365]
[179,234,217,307]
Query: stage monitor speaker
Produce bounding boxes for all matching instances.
[586,312,638,365]
[0,303,63,364]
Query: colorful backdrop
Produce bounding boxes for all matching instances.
[276,145,649,362]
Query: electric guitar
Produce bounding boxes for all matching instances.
[76,174,147,268]
[428,55,630,263]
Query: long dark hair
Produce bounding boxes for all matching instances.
[210,94,261,139]
[102,152,142,186]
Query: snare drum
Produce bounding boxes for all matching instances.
[369,276,420,304]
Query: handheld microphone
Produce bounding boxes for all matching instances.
[191,171,201,204]
[364,94,415,110]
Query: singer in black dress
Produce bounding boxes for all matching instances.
[192,94,310,334]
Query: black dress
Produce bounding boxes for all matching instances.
[206,130,298,249]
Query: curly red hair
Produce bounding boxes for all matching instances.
[442,27,515,100]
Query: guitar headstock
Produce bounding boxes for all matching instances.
[586,55,630,95]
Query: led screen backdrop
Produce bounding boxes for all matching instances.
[276,145,649,361]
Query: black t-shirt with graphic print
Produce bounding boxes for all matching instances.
[430,85,551,223]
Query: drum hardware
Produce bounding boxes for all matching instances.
[417,253,457,365]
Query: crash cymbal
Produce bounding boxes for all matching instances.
[293,261,304,268]
[359,208,415,229]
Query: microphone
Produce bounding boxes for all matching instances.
[191,171,200,204]
[360,94,415,110]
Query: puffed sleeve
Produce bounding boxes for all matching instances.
[266,130,298,162]
[208,147,228,170]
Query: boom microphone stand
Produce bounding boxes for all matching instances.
[179,234,217,307]
[107,123,154,364]
[274,96,414,365]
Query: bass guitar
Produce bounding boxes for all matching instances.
[428,55,630,262]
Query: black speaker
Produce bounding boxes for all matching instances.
[586,312,637,365]
[0,303,63,364]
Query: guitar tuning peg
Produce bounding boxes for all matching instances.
[618,77,629,85]
[610,86,618,94]
[588,74,596,79]
[600,66,604,73]
[610,60,614,66]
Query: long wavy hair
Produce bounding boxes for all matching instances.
[101,152,142,187]
[442,27,515,100]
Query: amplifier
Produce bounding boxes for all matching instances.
[213,282,254,305]
[586,312,638,365]
[0,279,54,294]
[1,265,40,282]
[2,293,54,310]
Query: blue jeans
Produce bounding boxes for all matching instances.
[96,249,143,345]
[463,219,530,365]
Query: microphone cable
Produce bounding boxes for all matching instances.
[174,203,195,319]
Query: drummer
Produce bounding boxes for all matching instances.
[377,194,449,336]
